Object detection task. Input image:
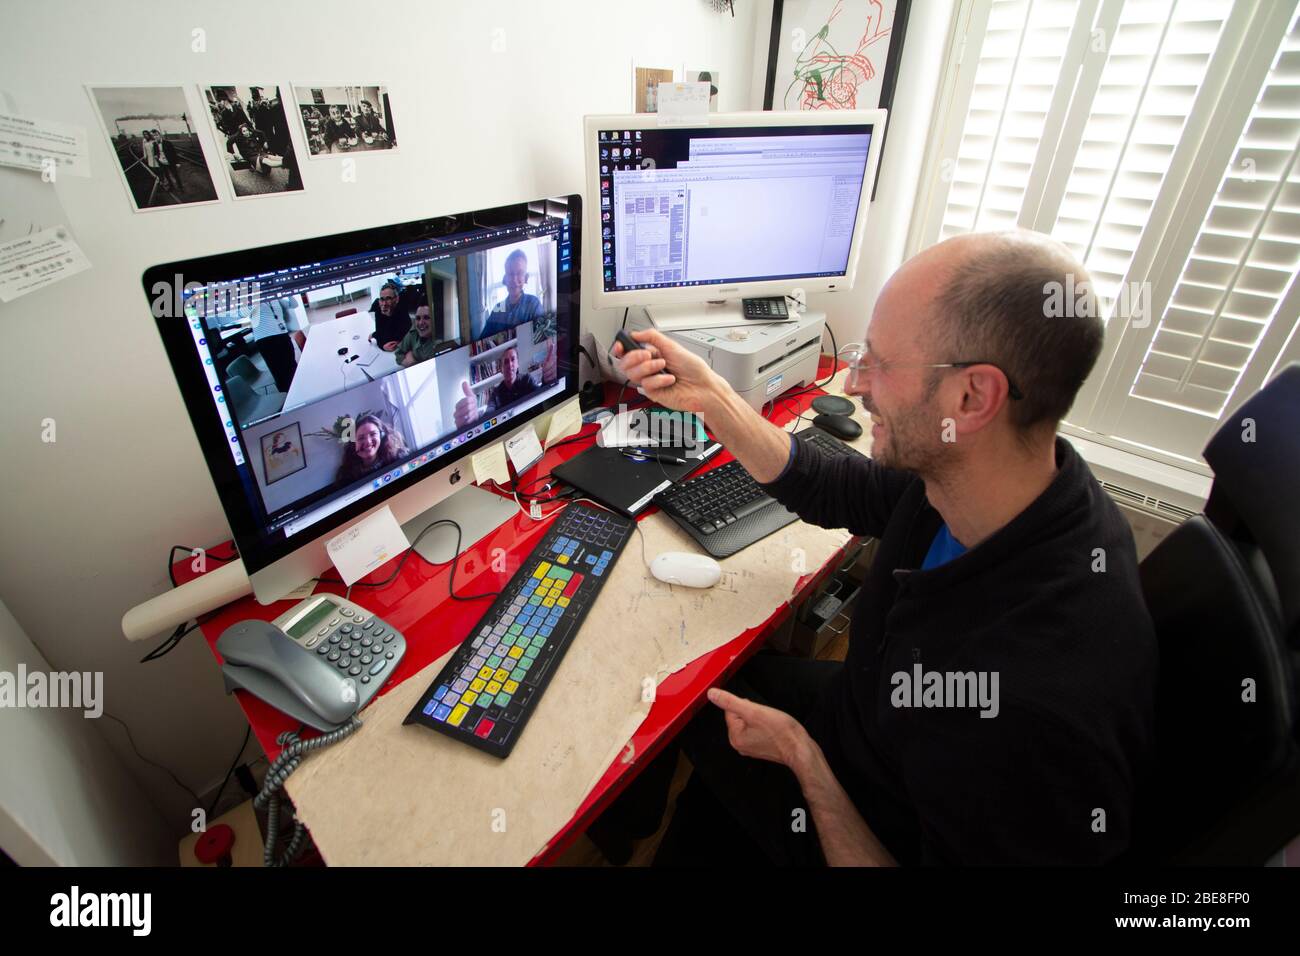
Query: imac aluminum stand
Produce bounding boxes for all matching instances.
[401,484,518,564]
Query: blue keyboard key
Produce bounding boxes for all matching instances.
[433,703,451,721]
[540,625,553,637]
[593,566,605,576]
[433,684,448,701]
[601,550,613,561]
[423,699,438,716]
[586,554,597,564]
[524,625,538,637]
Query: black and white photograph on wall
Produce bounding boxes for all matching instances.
[292,85,398,158]
[201,85,304,198]
[86,85,219,211]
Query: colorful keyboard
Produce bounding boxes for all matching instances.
[404,503,633,757]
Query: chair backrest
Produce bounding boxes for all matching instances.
[224,373,254,414]
[335,308,357,319]
[1136,364,1300,863]
[227,355,257,381]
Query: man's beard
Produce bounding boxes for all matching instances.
[865,396,947,476]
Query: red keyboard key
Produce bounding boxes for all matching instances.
[563,573,583,597]
[474,717,495,738]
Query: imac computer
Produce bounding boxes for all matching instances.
[142,195,581,607]
[583,110,885,328]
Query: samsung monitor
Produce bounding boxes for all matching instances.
[584,110,885,327]
[146,195,580,603]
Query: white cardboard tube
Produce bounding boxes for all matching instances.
[121,559,253,642]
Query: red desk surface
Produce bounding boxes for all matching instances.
[182,364,853,865]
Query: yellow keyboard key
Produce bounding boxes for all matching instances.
[558,596,570,607]
[486,681,502,695]
[493,667,511,683]
[448,704,470,726]
[461,691,478,706]
[508,645,524,659]
[479,665,494,680]
[504,680,519,694]
[543,597,555,607]
[557,554,569,565]
[470,677,486,693]
[533,562,551,579]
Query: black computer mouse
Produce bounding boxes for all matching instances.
[812,413,863,440]
[811,394,855,417]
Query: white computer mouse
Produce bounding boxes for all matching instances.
[650,551,722,589]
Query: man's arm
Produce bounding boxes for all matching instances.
[790,737,898,867]
[709,688,897,867]
[616,329,798,482]
[617,328,912,536]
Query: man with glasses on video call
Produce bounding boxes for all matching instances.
[608,231,1157,867]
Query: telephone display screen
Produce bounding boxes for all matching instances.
[287,600,336,639]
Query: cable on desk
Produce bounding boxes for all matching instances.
[255,718,361,867]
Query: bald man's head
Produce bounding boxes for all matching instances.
[917,231,1103,438]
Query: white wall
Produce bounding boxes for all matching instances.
[0,0,762,832]
[0,600,173,865]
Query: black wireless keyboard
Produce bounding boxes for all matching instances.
[404,503,632,757]
[654,426,864,558]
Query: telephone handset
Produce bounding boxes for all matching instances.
[217,594,407,732]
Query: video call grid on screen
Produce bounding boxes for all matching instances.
[595,125,873,293]
[181,218,568,543]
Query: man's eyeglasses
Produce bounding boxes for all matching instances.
[379,295,398,304]
[842,343,1024,401]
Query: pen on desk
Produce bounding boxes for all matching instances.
[623,448,688,465]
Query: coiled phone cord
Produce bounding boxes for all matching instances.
[255,717,362,867]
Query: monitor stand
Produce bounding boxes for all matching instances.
[401,483,518,565]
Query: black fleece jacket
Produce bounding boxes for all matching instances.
[760,437,1157,864]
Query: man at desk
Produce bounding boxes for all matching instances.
[481,249,541,338]
[612,231,1156,866]
[451,345,538,427]
[369,280,411,351]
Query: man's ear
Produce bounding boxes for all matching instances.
[955,365,1010,432]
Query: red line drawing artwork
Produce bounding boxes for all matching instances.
[783,0,894,111]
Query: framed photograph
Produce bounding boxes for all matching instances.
[291,85,397,158]
[86,85,220,212]
[763,0,910,113]
[632,66,676,113]
[261,422,307,484]
[201,85,304,199]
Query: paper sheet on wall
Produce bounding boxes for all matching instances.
[286,511,853,865]
[656,82,710,126]
[0,111,89,178]
[0,225,92,304]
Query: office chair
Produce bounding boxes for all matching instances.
[1134,363,1299,863]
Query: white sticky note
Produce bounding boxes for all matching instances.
[471,441,510,486]
[657,82,710,126]
[544,400,583,449]
[0,225,92,304]
[0,112,89,178]
[505,425,544,475]
[325,506,409,587]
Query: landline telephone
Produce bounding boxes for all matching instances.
[217,593,407,731]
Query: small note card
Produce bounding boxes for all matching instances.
[325,505,409,587]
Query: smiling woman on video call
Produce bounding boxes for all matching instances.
[336,413,408,483]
